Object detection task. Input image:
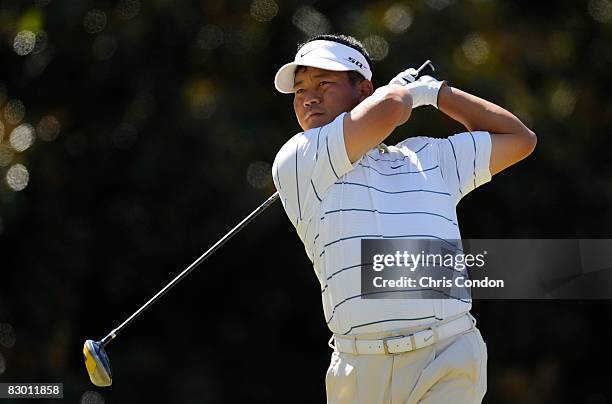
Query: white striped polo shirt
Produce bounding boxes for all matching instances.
[272,112,492,336]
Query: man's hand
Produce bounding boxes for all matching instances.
[389,67,420,84]
[389,73,446,109]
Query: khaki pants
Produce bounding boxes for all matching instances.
[325,327,487,404]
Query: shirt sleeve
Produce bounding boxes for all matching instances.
[435,131,492,205]
[272,112,355,227]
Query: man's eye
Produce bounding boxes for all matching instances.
[296,89,304,94]
[319,81,330,86]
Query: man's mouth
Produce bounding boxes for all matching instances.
[305,111,324,121]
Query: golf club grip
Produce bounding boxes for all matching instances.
[101,191,280,347]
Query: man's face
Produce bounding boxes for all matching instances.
[293,66,364,131]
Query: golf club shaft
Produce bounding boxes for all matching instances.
[100,191,280,347]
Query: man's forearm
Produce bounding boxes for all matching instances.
[437,82,537,176]
[437,83,533,136]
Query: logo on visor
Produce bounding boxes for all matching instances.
[299,48,318,58]
[347,57,365,70]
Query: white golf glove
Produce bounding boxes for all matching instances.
[389,72,446,109]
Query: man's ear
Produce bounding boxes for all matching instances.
[357,80,374,101]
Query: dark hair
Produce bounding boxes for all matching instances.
[297,34,373,84]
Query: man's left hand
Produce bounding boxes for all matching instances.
[389,73,447,109]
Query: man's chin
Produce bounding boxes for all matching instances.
[303,114,335,130]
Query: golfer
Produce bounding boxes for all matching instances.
[272,34,536,403]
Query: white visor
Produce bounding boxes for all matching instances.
[274,40,372,94]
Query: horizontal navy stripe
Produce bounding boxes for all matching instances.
[341,316,444,335]
[325,289,471,324]
[358,163,439,176]
[319,234,462,258]
[334,181,450,196]
[320,263,369,293]
[323,234,383,248]
[322,208,458,226]
[323,234,461,250]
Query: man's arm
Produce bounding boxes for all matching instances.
[343,85,413,163]
[437,84,537,176]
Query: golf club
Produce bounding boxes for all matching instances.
[83,191,279,387]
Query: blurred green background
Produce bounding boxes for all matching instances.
[0,0,611,403]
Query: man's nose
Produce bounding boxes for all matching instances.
[303,92,321,107]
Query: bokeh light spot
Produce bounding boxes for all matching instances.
[0,145,14,167]
[550,83,576,118]
[80,391,105,404]
[462,34,489,65]
[13,30,36,56]
[37,115,61,142]
[196,25,224,50]
[93,35,117,60]
[116,0,141,20]
[4,99,26,126]
[0,323,16,348]
[293,6,331,36]
[83,10,107,34]
[363,35,389,62]
[383,4,413,33]
[6,164,29,191]
[246,161,272,189]
[589,0,612,23]
[250,0,278,22]
[9,124,35,152]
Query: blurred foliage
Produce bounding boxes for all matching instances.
[0,0,611,403]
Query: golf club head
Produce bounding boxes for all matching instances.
[83,339,113,387]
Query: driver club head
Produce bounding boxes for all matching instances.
[83,339,113,387]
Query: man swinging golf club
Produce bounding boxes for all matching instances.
[272,34,536,403]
